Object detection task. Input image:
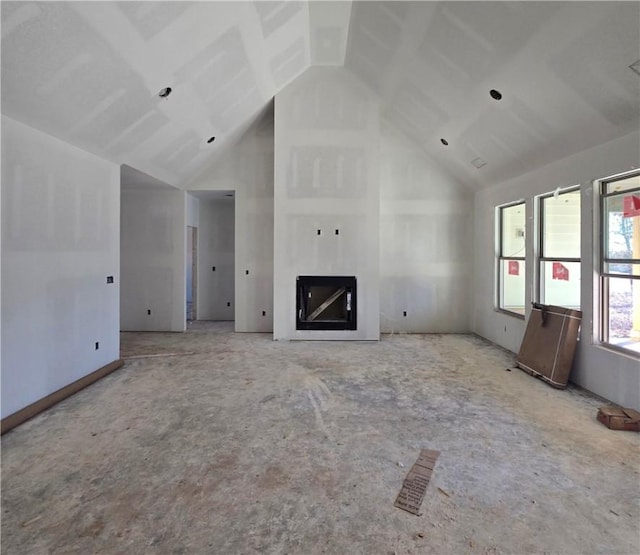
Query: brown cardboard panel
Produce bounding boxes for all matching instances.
[394,449,440,515]
[516,304,582,388]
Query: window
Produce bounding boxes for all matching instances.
[538,188,581,308]
[600,172,640,355]
[497,202,526,316]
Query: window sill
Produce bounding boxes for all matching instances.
[593,342,640,361]
[495,308,526,320]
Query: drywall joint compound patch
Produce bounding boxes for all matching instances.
[394,449,440,515]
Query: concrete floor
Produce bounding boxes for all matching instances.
[2,323,639,554]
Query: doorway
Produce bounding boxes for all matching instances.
[186,190,235,325]
[187,226,197,321]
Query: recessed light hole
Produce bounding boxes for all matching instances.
[440,138,449,146]
[158,87,172,98]
[490,89,502,100]
[207,136,216,144]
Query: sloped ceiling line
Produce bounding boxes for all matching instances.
[2,1,638,191]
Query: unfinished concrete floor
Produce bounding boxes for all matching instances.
[2,324,639,554]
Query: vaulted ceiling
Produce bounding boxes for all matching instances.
[2,1,639,190]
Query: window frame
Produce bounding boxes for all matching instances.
[536,186,581,308]
[598,170,640,355]
[496,200,526,318]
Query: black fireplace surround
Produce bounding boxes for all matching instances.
[296,276,357,330]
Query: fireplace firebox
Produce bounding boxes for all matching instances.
[296,276,357,330]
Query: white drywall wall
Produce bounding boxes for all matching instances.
[473,130,640,409]
[380,120,472,333]
[273,67,380,340]
[120,187,186,332]
[197,199,235,321]
[1,115,120,419]
[186,193,199,228]
[188,105,274,333]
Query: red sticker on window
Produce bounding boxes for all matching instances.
[508,260,519,276]
[623,195,640,218]
[552,262,569,281]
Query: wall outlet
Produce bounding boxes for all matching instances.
[106,276,114,284]
[403,311,407,317]
[147,309,151,315]
[95,342,99,350]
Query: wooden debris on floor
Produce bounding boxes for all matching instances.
[394,449,440,515]
[597,406,640,432]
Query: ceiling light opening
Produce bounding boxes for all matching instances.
[490,89,502,100]
[158,87,172,98]
[207,136,216,144]
[440,138,449,146]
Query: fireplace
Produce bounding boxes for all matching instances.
[296,276,357,330]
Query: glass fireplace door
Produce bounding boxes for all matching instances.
[296,276,357,330]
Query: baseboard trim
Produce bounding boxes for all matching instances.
[1,359,125,435]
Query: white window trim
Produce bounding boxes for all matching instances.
[495,200,526,319]
[595,169,640,358]
[534,185,581,308]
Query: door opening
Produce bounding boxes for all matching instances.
[187,226,197,321]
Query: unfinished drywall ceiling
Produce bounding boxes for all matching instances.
[1,1,310,187]
[2,1,638,190]
[345,1,640,189]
